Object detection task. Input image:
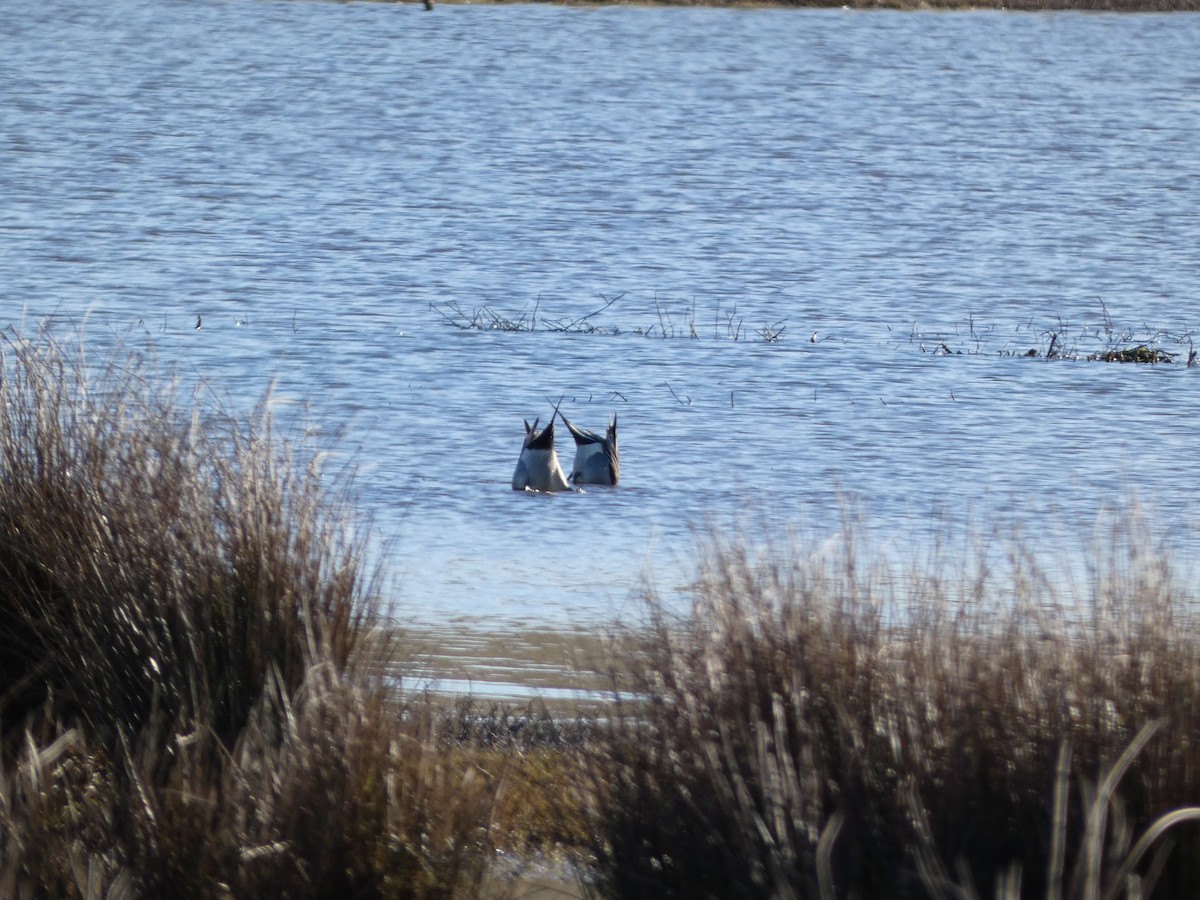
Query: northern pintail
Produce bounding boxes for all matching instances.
[559,413,619,486]
[511,417,571,492]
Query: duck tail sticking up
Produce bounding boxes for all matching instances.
[559,411,619,486]
[512,413,571,492]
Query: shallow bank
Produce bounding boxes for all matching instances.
[395,624,616,708]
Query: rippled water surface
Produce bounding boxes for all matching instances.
[4,0,1200,629]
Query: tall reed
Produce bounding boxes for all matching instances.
[581,519,1200,898]
[0,329,504,898]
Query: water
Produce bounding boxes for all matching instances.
[4,0,1200,632]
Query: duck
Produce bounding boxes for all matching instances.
[511,417,571,492]
[559,412,619,486]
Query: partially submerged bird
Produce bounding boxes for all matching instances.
[511,417,571,492]
[559,413,619,486]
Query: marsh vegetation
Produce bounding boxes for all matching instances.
[578,525,1200,898]
[435,295,1199,365]
[3,328,1200,898]
[0,331,503,898]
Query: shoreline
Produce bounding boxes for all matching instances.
[412,0,1200,12]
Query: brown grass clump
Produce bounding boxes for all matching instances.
[0,328,506,898]
[581,519,1200,899]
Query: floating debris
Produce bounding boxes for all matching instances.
[1089,345,1174,364]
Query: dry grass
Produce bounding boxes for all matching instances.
[10,322,1200,899]
[0,328,509,899]
[579,519,1200,899]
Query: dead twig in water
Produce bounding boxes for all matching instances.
[547,292,624,333]
[655,295,671,339]
[665,382,691,406]
[757,320,787,343]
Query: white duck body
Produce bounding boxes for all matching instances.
[511,417,571,492]
[560,413,619,486]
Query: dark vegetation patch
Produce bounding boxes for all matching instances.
[893,299,1196,364]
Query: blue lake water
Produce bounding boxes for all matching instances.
[4,0,1200,631]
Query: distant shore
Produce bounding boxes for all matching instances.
[424,0,1198,11]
